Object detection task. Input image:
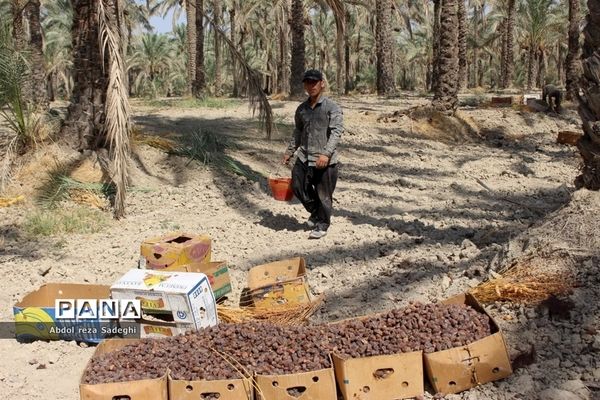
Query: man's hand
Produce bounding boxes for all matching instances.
[282,154,291,165]
[316,154,330,169]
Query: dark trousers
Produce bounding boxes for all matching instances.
[291,159,339,230]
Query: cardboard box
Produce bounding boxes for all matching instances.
[13,284,114,344]
[110,269,218,331]
[423,293,512,395]
[139,232,211,270]
[169,373,254,400]
[125,317,195,338]
[80,339,168,400]
[247,258,311,308]
[255,365,336,400]
[332,351,424,400]
[161,261,232,300]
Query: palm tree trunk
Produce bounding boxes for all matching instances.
[500,20,507,82]
[276,1,290,95]
[431,0,441,92]
[11,0,33,102]
[565,0,580,101]
[457,0,467,90]
[432,0,459,113]
[312,25,317,68]
[186,0,196,96]
[557,43,564,85]
[230,5,238,97]
[24,0,48,109]
[536,48,546,88]
[290,0,305,97]
[471,4,479,88]
[47,72,55,102]
[500,0,515,88]
[344,10,351,94]
[213,0,223,96]
[63,0,107,150]
[375,0,395,95]
[334,20,344,95]
[526,45,535,90]
[576,0,600,189]
[11,0,26,51]
[192,0,205,97]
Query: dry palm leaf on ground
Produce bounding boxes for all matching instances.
[470,250,575,304]
[217,296,325,325]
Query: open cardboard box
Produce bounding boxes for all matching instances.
[169,373,254,400]
[139,232,211,270]
[332,351,424,400]
[13,283,113,343]
[110,269,218,331]
[162,261,232,300]
[254,361,336,400]
[423,293,512,395]
[247,257,311,308]
[79,339,168,400]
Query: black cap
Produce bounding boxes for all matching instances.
[302,69,323,82]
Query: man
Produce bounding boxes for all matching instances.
[282,69,344,239]
[542,84,562,113]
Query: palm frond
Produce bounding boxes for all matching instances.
[98,0,132,218]
[169,129,263,182]
[195,6,274,140]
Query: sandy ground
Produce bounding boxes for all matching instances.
[0,94,598,399]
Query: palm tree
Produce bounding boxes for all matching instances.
[153,0,196,95]
[375,0,395,95]
[61,0,131,217]
[576,0,600,189]
[457,0,467,89]
[212,0,223,96]
[564,0,580,100]
[277,0,290,95]
[63,0,107,150]
[431,0,441,91]
[290,0,305,97]
[500,0,516,88]
[432,0,459,113]
[24,0,48,108]
[519,0,555,90]
[192,0,206,96]
[128,33,172,97]
[43,0,73,100]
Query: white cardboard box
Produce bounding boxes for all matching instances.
[110,269,218,332]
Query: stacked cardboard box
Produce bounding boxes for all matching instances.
[110,269,218,338]
[138,232,232,300]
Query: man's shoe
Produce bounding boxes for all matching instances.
[306,214,319,229]
[308,228,327,239]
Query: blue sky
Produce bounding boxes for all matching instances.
[134,0,185,34]
[148,9,185,33]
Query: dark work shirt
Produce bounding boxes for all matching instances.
[285,95,344,166]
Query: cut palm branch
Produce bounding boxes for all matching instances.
[217,296,325,325]
[470,252,575,304]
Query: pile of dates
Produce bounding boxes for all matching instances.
[82,302,492,384]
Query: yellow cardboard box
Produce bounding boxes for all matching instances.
[162,261,232,300]
[247,258,311,308]
[139,232,211,270]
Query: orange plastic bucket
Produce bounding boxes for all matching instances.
[268,177,294,201]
